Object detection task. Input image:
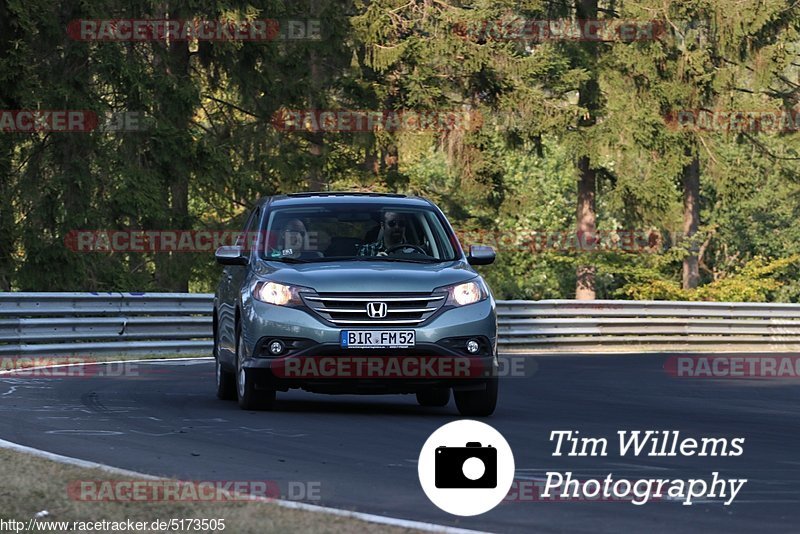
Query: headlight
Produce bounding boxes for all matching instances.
[438,278,489,307]
[253,281,308,306]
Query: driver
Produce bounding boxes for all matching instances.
[267,218,316,259]
[359,211,413,256]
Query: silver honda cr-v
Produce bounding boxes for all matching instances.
[213,192,498,416]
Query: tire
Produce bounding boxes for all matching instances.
[214,317,236,401]
[454,376,498,417]
[236,327,276,411]
[215,356,237,401]
[416,387,451,407]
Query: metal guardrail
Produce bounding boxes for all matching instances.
[0,293,212,356]
[498,300,800,353]
[2,293,800,356]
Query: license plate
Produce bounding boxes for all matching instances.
[340,330,415,348]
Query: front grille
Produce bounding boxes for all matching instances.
[302,292,447,326]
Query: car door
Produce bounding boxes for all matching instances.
[218,207,259,365]
[229,205,260,306]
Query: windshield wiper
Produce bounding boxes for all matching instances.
[367,257,443,263]
[266,257,310,263]
[268,256,447,264]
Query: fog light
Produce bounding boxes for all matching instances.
[268,340,285,355]
[466,339,480,354]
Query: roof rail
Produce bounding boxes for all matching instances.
[285,191,407,198]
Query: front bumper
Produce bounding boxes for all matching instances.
[239,296,497,393]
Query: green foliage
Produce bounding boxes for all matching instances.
[620,255,800,302]
[2,0,800,304]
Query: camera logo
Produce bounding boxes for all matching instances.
[418,420,514,516]
[435,442,497,488]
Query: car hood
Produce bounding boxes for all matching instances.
[252,259,477,293]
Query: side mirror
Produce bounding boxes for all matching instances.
[467,245,495,266]
[215,245,249,266]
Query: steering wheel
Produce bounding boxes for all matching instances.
[385,244,428,255]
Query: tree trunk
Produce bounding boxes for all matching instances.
[382,144,400,183]
[574,0,599,300]
[682,149,701,290]
[364,145,379,176]
[305,9,326,192]
[381,74,403,190]
[153,2,193,292]
[47,1,93,290]
[165,37,192,293]
[575,156,597,299]
[0,141,14,291]
[0,3,15,290]
[307,129,326,191]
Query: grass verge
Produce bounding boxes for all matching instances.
[0,447,424,534]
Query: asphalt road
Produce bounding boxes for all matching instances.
[1,355,799,533]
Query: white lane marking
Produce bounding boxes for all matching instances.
[606,462,674,471]
[515,466,673,472]
[0,356,213,378]
[36,405,137,414]
[735,499,800,503]
[129,430,176,437]
[0,437,490,534]
[0,378,55,396]
[45,430,124,436]
[142,359,212,366]
[238,427,308,437]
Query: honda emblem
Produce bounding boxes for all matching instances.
[366,301,388,319]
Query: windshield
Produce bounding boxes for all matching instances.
[259,203,459,263]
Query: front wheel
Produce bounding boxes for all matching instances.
[454,377,498,417]
[236,329,275,411]
[215,357,237,400]
[214,317,236,401]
